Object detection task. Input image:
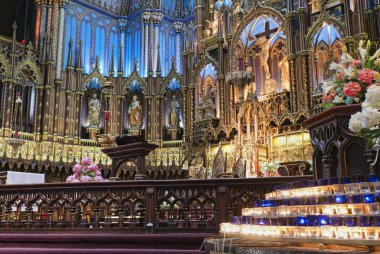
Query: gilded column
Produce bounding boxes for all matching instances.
[195,0,204,42]
[46,1,53,36]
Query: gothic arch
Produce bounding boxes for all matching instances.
[15,59,42,86]
[161,62,183,94]
[0,51,10,78]
[231,6,287,71]
[305,16,346,50]
[82,69,107,91]
[193,54,218,79]
[122,64,147,95]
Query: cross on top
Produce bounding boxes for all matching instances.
[250,20,279,40]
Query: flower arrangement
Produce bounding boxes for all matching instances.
[349,84,380,148]
[322,40,380,109]
[260,161,280,177]
[66,157,108,183]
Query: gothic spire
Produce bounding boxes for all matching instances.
[156,44,161,76]
[66,39,73,69]
[108,44,115,77]
[76,40,83,71]
[147,47,153,77]
[118,43,123,76]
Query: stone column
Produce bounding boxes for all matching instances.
[142,12,151,77]
[298,7,306,51]
[56,2,66,79]
[152,12,163,75]
[357,0,366,35]
[195,0,204,42]
[118,19,127,75]
[174,22,183,73]
[39,3,48,60]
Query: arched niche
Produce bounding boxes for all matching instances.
[81,77,104,138]
[195,63,219,120]
[164,78,183,140]
[237,15,286,95]
[123,79,145,132]
[310,23,344,92]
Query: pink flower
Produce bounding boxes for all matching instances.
[95,170,102,176]
[81,157,92,165]
[334,72,346,81]
[73,164,82,173]
[66,175,78,183]
[80,175,92,182]
[358,69,376,85]
[94,176,105,182]
[87,163,99,172]
[343,82,362,97]
[350,60,361,68]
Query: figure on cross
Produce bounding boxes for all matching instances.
[249,21,282,80]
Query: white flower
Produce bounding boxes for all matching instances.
[361,107,380,129]
[341,52,354,64]
[371,48,380,61]
[363,85,380,110]
[333,96,345,104]
[349,112,364,133]
[358,41,367,63]
[329,62,345,72]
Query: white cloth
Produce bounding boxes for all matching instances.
[5,171,45,184]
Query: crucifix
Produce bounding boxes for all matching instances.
[248,20,282,79]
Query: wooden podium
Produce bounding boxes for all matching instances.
[101,139,158,179]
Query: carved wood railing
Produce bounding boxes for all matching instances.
[0,176,311,230]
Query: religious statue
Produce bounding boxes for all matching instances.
[202,86,216,119]
[169,95,181,128]
[188,150,205,179]
[128,95,143,128]
[249,27,282,80]
[88,93,101,127]
[278,56,290,91]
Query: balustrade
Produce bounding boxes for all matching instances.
[0,176,311,230]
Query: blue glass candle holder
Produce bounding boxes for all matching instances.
[307,215,318,226]
[328,177,339,185]
[359,215,372,227]
[317,178,328,186]
[363,193,375,203]
[342,216,356,227]
[373,215,380,226]
[256,217,269,226]
[329,216,342,226]
[295,216,308,226]
[281,199,290,206]
[367,174,378,183]
[347,194,361,204]
[308,196,317,205]
[334,195,346,204]
[353,174,364,183]
[339,176,351,184]
[308,180,317,187]
[318,215,330,226]
[231,216,242,224]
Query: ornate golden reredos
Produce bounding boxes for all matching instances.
[15,42,42,85]
[230,6,287,71]
[122,58,147,95]
[161,57,182,94]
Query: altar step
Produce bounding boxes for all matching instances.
[0,232,211,253]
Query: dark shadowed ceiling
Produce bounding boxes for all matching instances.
[0,0,36,43]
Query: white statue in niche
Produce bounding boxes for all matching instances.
[88,93,101,127]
